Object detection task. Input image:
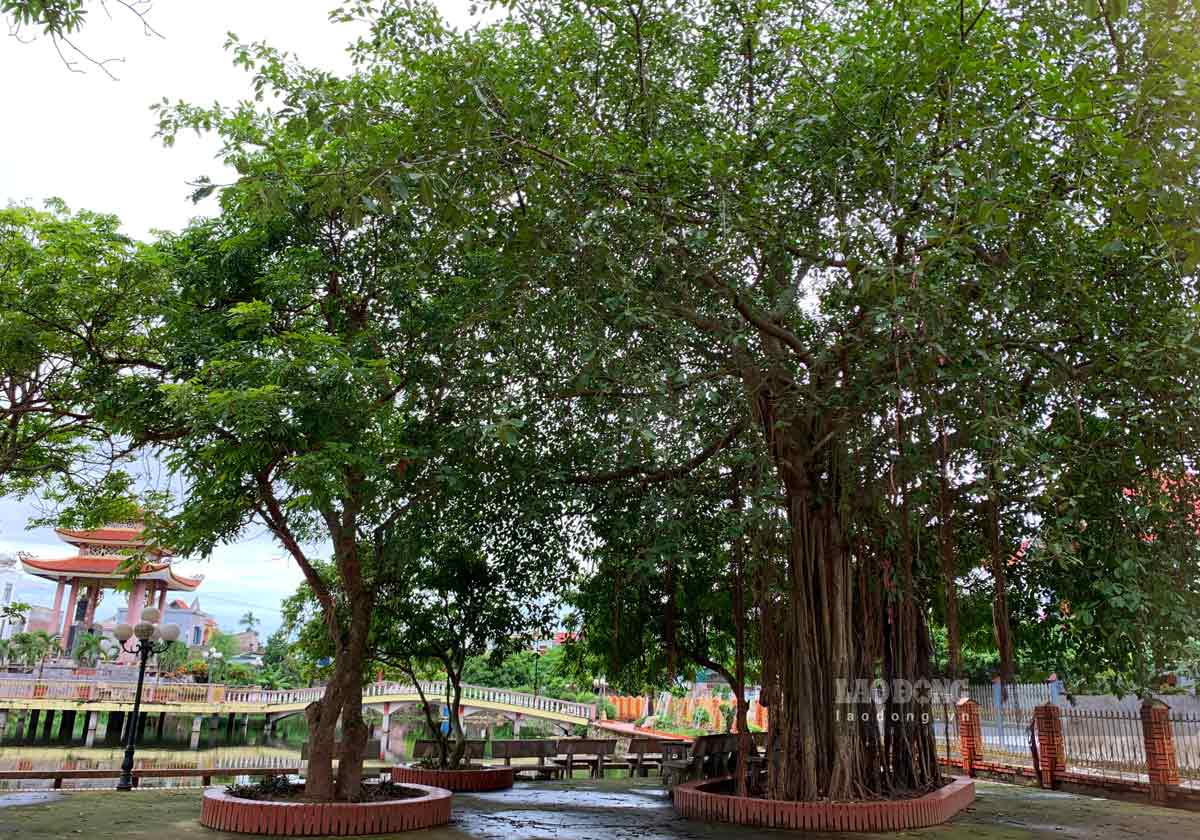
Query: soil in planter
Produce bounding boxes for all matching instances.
[224,775,426,804]
[701,776,953,802]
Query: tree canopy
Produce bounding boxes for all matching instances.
[3,0,1200,806]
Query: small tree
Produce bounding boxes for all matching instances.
[73,632,105,667]
[11,630,58,677]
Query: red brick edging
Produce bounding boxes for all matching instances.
[391,764,515,792]
[199,783,451,835]
[673,776,975,831]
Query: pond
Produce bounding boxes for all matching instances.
[0,713,417,790]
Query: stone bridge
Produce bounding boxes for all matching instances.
[0,678,596,745]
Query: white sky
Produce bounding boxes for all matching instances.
[0,0,491,637]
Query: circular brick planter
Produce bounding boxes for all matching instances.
[673,776,975,832]
[199,783,451,836]
[391,764,515,792]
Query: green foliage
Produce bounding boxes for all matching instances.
[72,632,105,667]
[0,602,30,627]
[1,1,160,79]
[0,203,158,503]
[205,630,239,660]
[719,703,735,733]
[154,640,189,675]
[10,630,57,675]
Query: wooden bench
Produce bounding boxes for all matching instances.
[410,738,486,762]
[489,739,564,779]
[626,737,678,777]
[554,738,618,779]
[299,739,381,761]
[663,734,743,787]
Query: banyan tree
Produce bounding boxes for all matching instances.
[344,0,1200,800]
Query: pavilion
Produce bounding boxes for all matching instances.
[20,521,203,658]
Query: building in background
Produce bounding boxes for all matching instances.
[231,629,262,654]
[115,597,218,649]
[21,521,203,658]
[0,554,22,639]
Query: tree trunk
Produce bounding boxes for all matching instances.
[937,427,962,679]
[304,596,370,800]
[985,468,1014,690]
[333,604,371,800]
[448,672,467,769]
[303,679,344,800]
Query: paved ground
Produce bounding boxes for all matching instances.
[1,776,1198,839]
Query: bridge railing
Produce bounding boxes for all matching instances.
[0,679,597,721]
[0,680,236,705]
[359,680,596,721]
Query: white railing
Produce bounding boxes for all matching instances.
[0,678,598,721]
[361,680,596,721]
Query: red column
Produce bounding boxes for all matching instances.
[126,580,148,626]
[1141,699,1180,805]
[1033,704,1064,788]
[59,580,80,651]
[82,585,100,628]
[956,697,983,776]
[156,584,167,612]
[118,580,149,664]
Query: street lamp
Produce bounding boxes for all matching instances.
[203,647,224,683]
[592,676,608,698]
[531,641,545,697]
[113,607,180,791]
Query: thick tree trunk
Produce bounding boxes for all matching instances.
[937,428,962,679]
[985,471,1014,690]
[448,673,467,769]
[303,677,345,800]
[334,621,370,800]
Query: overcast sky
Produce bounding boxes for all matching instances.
[0,1,491,637]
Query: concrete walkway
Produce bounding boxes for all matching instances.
[2,777,1199,839]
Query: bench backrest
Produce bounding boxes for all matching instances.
[557,738,617,756]
[628,737,672,755]
[300,738,380,761]
[411,738,486,759]
[691,734,738,758]
[490,739,559,759]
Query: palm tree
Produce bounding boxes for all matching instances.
[155,640,188,675]
[239,611,259,633]
[74,633,106,668]
[12,630,58,677]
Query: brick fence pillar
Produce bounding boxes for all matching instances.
[1140,698,1179,805]
[956,697,983,776]
[1033,704,1065,788]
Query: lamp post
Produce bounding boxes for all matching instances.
[112,608,180,791]
[203,647,224,684]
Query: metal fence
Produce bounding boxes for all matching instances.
[940,683,1200,790]
[933,701,960,764]
[1059,708,1148,783]
[1171,711,1200,784]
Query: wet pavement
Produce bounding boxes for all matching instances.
[2,776,1200,838]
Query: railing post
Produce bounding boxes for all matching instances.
[1140,698,1180,806]
[956,697,983,776]
[1033,703,1064,788]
